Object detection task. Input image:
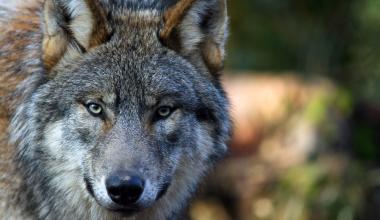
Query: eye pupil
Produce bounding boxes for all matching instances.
[87,103,102,115]
[158,106,172,117]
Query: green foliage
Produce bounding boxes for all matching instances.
[227,0,380,101]
[353,121,379,161]
[271,157,368,220]
[350,0,380,101]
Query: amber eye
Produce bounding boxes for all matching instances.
[157,106,173,118]
[86,103,103,116]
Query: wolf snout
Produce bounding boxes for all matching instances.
[105,171,145,206]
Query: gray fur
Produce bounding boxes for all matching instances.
[1,0,231,219]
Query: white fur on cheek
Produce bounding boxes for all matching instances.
[43,120,85,187]
[42,120,91,217]
[44,121,64,156]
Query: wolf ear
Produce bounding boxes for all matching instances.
[42,0,109,71]
[160,0,228,76]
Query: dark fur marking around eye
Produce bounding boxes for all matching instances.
[196,106,216,122]
[167,132,179,143]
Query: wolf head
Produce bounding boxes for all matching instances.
[10,0,230,218]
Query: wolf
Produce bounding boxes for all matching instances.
[0,0,231,219]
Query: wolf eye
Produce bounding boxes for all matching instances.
[86,103,103,116]
[156,106,173,118]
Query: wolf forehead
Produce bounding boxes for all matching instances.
[99,0,178,10]
[52,48,199,100]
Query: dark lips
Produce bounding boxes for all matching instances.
[156,182,171,201]
[112,206,141,217]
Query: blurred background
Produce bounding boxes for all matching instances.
[190,0,380,220]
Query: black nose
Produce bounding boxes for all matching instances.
[106,172,145,206]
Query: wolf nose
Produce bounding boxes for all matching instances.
[106,172,145,206]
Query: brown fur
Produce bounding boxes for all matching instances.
[42,0,111,71]
[0,2,43,214]
[160,0,227,76]
[84,0,110,48]
[0,3,42,131]
[202,39,224,75]
[160,0,196,39]
[42,0,66,71]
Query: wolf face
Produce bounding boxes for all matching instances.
[9,0,230,219]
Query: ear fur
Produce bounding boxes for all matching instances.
[42,0,109,71]
[160,0,228,76]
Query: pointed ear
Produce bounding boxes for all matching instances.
[42,0,109,71]
[160,0,228,76]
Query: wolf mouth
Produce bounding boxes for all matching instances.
[84,175,95,198]
[156,182,171,201]
[112,207,141,216]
